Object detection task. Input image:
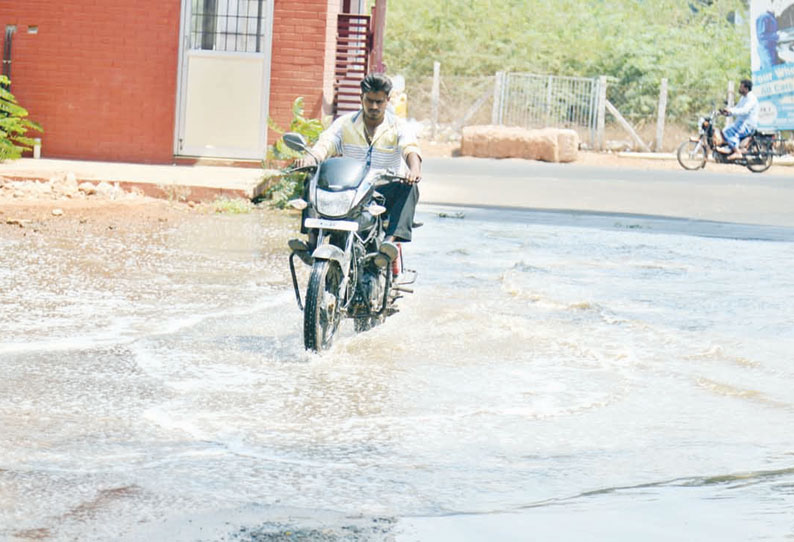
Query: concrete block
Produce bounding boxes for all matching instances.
[460,125,579,162]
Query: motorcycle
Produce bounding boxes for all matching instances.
[281,132,417,352]
[676,108,776,173]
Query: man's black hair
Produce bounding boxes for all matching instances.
[361,73,392,95]
[741,78,753,91]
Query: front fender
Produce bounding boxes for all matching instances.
[312,244,349,273]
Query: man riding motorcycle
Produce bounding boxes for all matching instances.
[291,73,423,266]
[719,79,760,161]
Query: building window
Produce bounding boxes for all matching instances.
[190,0,267,53]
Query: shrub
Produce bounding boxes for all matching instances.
[261,97,328,208]
[0,76,43,161]
[264,97,325,166]
[212,196,253,214]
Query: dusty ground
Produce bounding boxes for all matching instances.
[0,197,200,238]
[0,178,218,240]
[1,146,790,239]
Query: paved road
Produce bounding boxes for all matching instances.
[420,157,794,228]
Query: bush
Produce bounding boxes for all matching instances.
[261,97,327,208]
[211,196,253,214]
[0,76,43,161]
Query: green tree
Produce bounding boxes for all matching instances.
[381,0,749,122]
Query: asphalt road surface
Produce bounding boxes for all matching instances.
[420,157,794,228]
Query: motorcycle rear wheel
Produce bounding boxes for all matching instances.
[304,260,343,351]
[745,140,773,173]
[677,140,707,170]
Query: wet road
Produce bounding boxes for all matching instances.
[2,163,794,541]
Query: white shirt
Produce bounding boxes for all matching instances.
[728,91,759,131]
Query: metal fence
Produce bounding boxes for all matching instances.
[492,72,601,148]
[406,74,495,132]
[405,71,602,148]
[402,70,782,152]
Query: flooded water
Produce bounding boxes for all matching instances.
[1,204,794,541]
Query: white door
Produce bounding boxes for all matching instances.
[176,0,273,159]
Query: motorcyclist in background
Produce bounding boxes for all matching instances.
[291,73,422,266]
[719,79,760,161]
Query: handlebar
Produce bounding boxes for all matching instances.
[282,164,418,185]
[374,173,414,187]
[282,164,317,175]
[380,172,410,182]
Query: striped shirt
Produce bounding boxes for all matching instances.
[311,109,422,173]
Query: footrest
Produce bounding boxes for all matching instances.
[394,268,418,286]
[288,238,310,252]
[288,239,312,265]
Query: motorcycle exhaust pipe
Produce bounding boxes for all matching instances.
[392,285,414,294]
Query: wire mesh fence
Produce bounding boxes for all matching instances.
[405,74,494,139]
[605,78,738,151]
[400,69,794,152]
[403,72,601,147]
[607,79,702,132]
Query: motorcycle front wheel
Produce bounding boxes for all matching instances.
[745,140,773,173]
[676,139,707,170]
[304,260,343,351]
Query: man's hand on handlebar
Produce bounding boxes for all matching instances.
[292,156,316,170]
[404,168,422,185]
[381,169,421,185]
[405,152,422,185]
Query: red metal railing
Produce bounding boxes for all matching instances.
[334,13,370,117]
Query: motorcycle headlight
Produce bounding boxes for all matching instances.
[315,188,357,217]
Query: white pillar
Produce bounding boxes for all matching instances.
[431,61,440,140]
[655,78,668,152]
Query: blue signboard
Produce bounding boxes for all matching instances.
[751,0,794,130]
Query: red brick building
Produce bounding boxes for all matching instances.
[0,0,375,163]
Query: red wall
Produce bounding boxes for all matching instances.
[269,0,339,139]
[0,1,339,163]
[0,1,181,163]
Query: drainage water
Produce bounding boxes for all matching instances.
[1,205,793,541]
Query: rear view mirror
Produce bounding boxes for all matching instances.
[283,132,309,152]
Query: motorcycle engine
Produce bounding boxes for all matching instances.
[355,269,384,314]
